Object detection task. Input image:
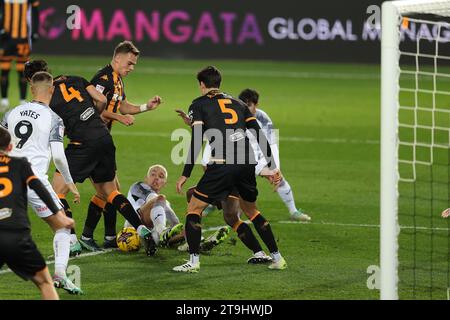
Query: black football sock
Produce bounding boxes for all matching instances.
[185,214,202,255]
[103,203,117,238]
[1,69,9,98]
[251,214,279,253]
[18,71,27,100]
[82,198,104,239]
[59,197,76,235]
[108,192,142,229]
[236,222,263,253]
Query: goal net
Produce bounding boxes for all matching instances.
[381,0,450,299]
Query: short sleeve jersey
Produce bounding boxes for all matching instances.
[0,155,38,231]
[1,101,64,180]
[127,182,157,212]
[91,64,126,131]
[51,75,109,142]
[187,91,255,161]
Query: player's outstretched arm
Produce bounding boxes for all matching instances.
[175,109,192,126]
[101,110,135,126]
[119,96,162,115]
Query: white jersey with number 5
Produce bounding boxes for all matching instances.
[1,101,64,181]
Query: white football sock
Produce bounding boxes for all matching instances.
[150,205,166,245]
[271,251,281,263]
[54,228,71,277]
[190,253,200,265]
[276,178,298,214]
[70,234,78,245]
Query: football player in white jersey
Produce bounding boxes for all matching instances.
[125,165,230,251]
[0,72,83,295]
[237,88,310,222]
[125,164,183,249]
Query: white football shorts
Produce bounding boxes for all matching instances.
[27,177,63,218]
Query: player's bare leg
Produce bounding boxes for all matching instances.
[31,267,59,300]
[239,198,287,270]
[173,196,209,273]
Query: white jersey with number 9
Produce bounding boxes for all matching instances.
[1,101,64,181]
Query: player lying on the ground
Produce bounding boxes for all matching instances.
[124,164,230,252]
[0,127,71,300]
[125,164,183,250]
[0,72,83,295]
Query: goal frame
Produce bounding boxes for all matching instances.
[380,0,450,300]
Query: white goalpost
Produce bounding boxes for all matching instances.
[381,0,450,300]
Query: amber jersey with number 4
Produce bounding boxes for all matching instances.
[0,155,36,231]
[51,75,109,142]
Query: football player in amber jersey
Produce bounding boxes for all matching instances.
[0,0,40,111]
[173,66,287,273]
[0,127,69,300]
[80,41,162,251]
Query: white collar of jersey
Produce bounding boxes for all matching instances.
[30,100,48,107]
[141,182,155,192]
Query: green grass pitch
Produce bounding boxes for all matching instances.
[0,56,448,300]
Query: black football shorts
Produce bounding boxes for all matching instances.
[193,164,258,204]
[65,134,116,184]
[0,230,46,281]
[0,39,30,65]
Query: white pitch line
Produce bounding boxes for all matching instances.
[111,131,380,145]
[0,248,115,275]
[2,221,446,275]
[0,228,223,275]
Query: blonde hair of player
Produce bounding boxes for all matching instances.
[30,71,54,101]
[147,164,168,181]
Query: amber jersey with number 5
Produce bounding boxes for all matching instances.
[0,156,37,231]
[51,75,109,142]
[188,91,256,161]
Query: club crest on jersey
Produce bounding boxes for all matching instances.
[229,131,245,142]
[80,107,95,121]
[112,93,123,101]
[95,84,105,94]
[0,208,12,221]
[188,110,194,121]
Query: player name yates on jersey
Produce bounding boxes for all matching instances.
[20,110,40,120]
